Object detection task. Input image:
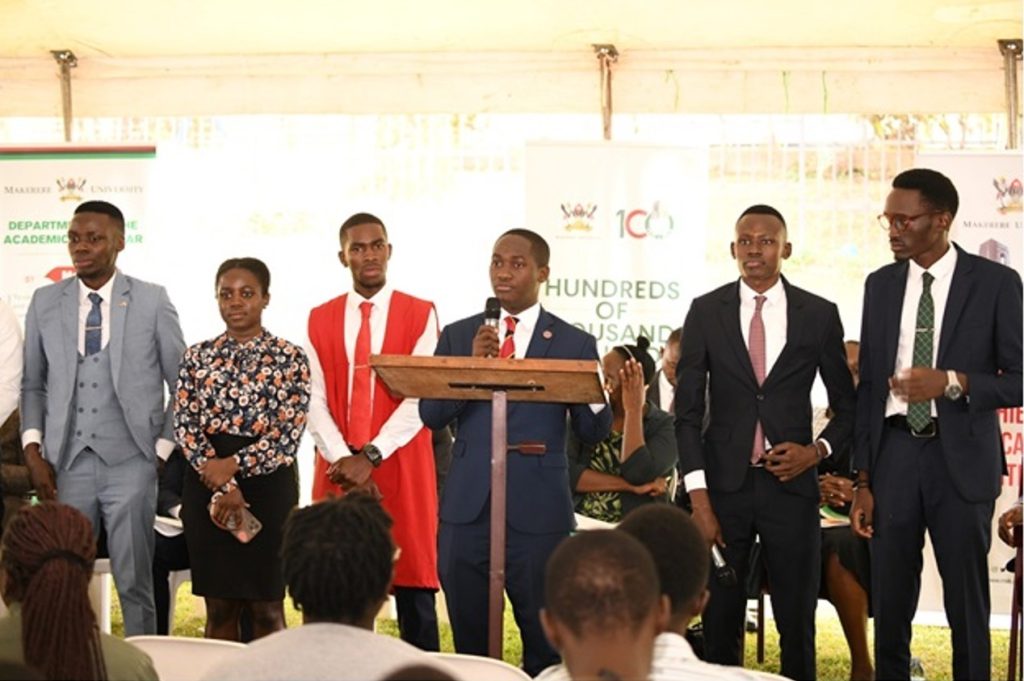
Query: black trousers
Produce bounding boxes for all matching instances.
[152,531,190,635]
[704,467,820,680]
[395,587,440,651]
[438,509,564,676]
[871,426,993,680]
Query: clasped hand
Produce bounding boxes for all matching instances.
[888,367,947,403]
[761,442,818,482]
[200,456,239,492]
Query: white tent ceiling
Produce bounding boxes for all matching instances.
[0,0,1020,116]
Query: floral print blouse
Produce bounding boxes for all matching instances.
[175,330,310,478]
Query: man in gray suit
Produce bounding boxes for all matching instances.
[21,200,185,635]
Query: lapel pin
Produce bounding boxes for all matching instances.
[542,330,553,340]
[119,301,128,307]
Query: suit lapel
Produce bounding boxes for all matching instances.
[61,279,80,385]
[108,274,131,386]
[525,307,555,359]
[937,244,973,366]
[718,282,758,386]
[883,262,909,377]
[763,277,801,387]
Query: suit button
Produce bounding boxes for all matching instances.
[79,382,85,388]
[91,434,96,439]
[76,430,82,436]
[756,394,765,401]
[92,408,98,414]
[93,357,99,363]
[92,382,98,388]
[78,408,84,413]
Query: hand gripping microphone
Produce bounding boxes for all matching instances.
[484,297,501,330]
[711,545,738,587]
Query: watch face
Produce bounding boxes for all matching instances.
[945,384,963,400]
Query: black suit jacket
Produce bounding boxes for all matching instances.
[676,276,856,498]
[854,244,1023,502]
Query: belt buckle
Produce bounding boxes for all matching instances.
[911,421,937,438]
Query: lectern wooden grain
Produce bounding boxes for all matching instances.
[371,354,605,660]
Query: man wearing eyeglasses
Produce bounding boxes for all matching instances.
[851,168,1022,680]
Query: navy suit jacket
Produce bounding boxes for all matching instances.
[676,276,856,498]
[854,244,1023,502]
[419,307,612,534]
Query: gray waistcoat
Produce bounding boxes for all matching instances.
[63,346,143,468]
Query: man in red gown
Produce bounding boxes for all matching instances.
[306,212,440,650]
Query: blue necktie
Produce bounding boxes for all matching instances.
[85,292,102,356]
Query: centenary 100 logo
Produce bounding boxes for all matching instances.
[616,201,675,239]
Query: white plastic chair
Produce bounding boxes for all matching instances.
[427,652,531,680]
[125,635,246,681]
[166,568,192,633]
[90,558,113,633]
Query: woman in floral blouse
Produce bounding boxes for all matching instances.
[568,336,678,524]
[175,257,310,641]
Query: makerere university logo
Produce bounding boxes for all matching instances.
[561,203,598,233]
[56,177,87,202]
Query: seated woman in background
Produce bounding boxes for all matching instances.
[175,257,310,642]
[0,502,157,681]
[569,337,678,524]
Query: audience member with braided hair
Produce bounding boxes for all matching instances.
[202,494,455,681]
[0,502,156,681]
[537,529,669,681]
[569,336,678,524]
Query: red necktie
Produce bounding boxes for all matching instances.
[499,316,518,359]
[349,301,373,448]
[749,295,767,465]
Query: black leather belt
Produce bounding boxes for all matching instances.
[886,414,939,438]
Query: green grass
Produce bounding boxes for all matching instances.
[112,586,1014,680]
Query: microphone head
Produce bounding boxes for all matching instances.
[485,297,501,327]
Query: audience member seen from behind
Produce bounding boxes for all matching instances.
[0,502,157,681]
[536,530,669,681]
[620,504,787,681]
[202,494,452,681]
[175,257,311,642]
[815,340,872,681]
[570,337,678,524]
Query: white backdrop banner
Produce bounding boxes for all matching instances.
[914,151,1023,621]
[0,146,156,315]
[525,142,709,356]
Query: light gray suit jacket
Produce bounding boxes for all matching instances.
[20,273,185,467]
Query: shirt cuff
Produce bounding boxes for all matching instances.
[21,429,42,449]
[684,470,707,492]
[589,402,607,414]
[310,431,348,464]
[168,504,182,519]
[816,438,833,459]
[155,438,176,461]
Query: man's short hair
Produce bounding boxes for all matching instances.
[281,495,394,623]
[339,212,388,246]
[544,530,660,637]
[737,204,786,228]
[499,228,551,267]
[666,326,683,348]
[74,200,125,233]
[892,168,959,218]
[618,505,709,619]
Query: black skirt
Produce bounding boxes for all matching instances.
[181,433,298,601]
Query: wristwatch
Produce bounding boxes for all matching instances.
[361,444,383,468]
[944,370,964,401]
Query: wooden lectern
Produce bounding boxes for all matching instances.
[371,354,605,660]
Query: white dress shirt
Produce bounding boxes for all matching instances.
[22,273,175,460]
[657,368,674,412]
[886,245,958,418]
[534,632,787,681]
[0,299,22,426]
[306,286,438,463]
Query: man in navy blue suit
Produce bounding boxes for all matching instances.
[851,168,1023,680]
[420,229,611,675]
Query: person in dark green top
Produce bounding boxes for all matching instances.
[0,502,157,681]
[569,336,678,524]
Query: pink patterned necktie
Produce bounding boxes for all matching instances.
[749,295,767,465]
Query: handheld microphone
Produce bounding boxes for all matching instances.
[711,545,738,588]
[484,297,501,330]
